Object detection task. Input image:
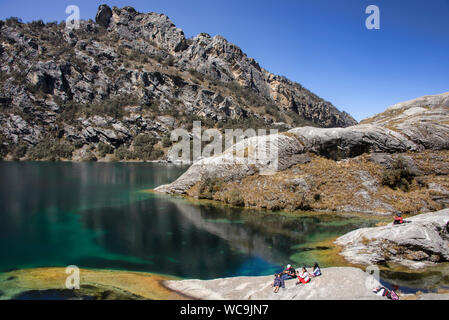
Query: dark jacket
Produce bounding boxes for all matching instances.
[273,277,285,288]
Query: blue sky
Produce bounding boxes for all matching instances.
[1,0,448,121]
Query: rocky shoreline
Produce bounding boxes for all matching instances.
[163,266,449,300]
[3,266,447,300]
[0,267,189,300]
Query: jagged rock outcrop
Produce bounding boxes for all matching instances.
[156,92,449,196]
[0,4,355,161]
[95,4,113,28]
[335,209,449,269]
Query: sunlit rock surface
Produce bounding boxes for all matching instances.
[157,92,449,196]
[335,209,449,269]
[164,267,385,300]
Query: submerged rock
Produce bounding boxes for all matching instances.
[0,267,187,300]
[335,209,449,269]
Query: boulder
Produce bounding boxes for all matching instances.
[95,4,113,28]
[335,209,449,269]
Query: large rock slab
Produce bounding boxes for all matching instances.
[156,133,304,194]
[335,209,449,269]
[164,267,385,300]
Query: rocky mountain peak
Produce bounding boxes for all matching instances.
[0,4,356,161]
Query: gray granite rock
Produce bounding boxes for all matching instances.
[164,267,385,300]
[335,209,449,269]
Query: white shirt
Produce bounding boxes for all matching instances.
[299,271,310,282]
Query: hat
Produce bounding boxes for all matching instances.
[286,264,291,268]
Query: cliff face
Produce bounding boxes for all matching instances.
[156,92,449,215]
[0,4,356,161]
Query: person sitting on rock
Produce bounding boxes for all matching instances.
[272,273,285,293]
[312,262,321,277]
[296,266,311,285]
[393,213,404,225]
[281,264,297,280]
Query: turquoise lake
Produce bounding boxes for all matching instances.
[0,161,447,292]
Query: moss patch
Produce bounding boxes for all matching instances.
[0,268,190,300]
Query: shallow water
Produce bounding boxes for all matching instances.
[0,161,446,293]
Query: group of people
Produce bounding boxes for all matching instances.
[272,263,321,293]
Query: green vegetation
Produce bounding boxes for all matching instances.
[113,134,165,161]
[227,188,244,207]
[381,158,416,192]
[114,145,133,161]
[97,142,114,158]
[0,134,9,160]
[11,143,28,160]
[198,177,224,200]
[57,94,140,123]
[28,138,75,161]
[161,136,172,148]
[132,133,158,161]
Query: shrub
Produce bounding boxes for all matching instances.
[161,136,172,148]
[381,158,416,192]
[188,69,204,82]
[114,145,133,161]
[228,188,244,207]
[5,17,22,27]
[133,134,157,161]
[29,20,45,30]
[0,134,9,159]
[87,94,138,119]
[11,143,28,160]
[198,177,223,200]
[73,140,85,149]
[97,142,114,157]
[57,94,141,121]
[150,148,164,160]
[28,138,74,160]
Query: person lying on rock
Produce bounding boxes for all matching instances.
[281,264,297,280]
[272,273,285,293]
[311,262,321,277]
[296,267,311,285]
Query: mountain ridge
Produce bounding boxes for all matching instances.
[0,4,356,161]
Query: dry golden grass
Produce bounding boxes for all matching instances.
[187,150,449,215]
[0,267,188,300]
